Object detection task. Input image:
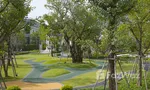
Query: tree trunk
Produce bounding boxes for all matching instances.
[51,45,54,57]
[138,52,142,86]
[138,34,142,86]
[1,56,8,77]
[138,25,143,86]
[108,46,116,90]
[108,20,116,90]
[70,42,83,63]
[7,37,12,66]
[64,34,83,63]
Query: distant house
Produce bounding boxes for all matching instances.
[23,17,40,51]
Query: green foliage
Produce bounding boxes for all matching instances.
[7,86,21,90]
[42,43,46,50]
[22,44,39,51]
[43,0,101,63]
[38,24,49,41]
[15,51,30,55]
[118,72,150,90]
[60,85,73,90]
[10,32,26,51]
[127,0,150,54]
[91,52,107,59]
[0,0,31,43]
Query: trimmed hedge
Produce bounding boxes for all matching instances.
[22,44,39,51]
[15,51,30,55]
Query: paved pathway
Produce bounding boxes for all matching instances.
[22,55,150,89]
[22,60,104,83]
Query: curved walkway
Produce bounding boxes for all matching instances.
[22,60,104,83]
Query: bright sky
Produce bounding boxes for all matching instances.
[28,0,49,19]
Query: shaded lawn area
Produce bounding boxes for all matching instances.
[47,62,97,69]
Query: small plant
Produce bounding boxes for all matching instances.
[61,85,73,90]
[7,86,21,90]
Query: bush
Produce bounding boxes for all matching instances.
[61,85,73,90]
[42,43,46,50]
[22,44,39,51]
[7,86,21,90]
[15,51,30,55]
[91,52,107,59]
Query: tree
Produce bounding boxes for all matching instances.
[126,0,150,86]
[115,24,136,53]
[10,32,26,51]
[44,0,101,63]
[0,0,31,77]
[90,0,136,90]
[0,0,31,43]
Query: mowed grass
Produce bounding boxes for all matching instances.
[62,70,106,87]
[62,62,133,87]
[26,53,98,69]
[42,69,70,78]
[48,62,97,69]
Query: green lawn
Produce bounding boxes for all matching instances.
[42,69,70,78]
[62,70,106,87]
[62,63,133,87]
[47,62,97,69]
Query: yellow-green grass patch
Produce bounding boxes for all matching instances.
[42,69,70,78]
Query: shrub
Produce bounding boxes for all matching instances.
[61,85,73,90]
[7,86,21,90]
[15,51,30,55]
[42,43,46,50]
[22,44,39,51]
[91,52,107,59]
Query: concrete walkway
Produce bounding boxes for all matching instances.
[22,60,104,83]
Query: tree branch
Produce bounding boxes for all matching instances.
[143,42,150,54]
[0,0,9,13]
[129,27,140,44]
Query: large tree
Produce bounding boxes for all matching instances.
[90,0,136,90]
[44,0,101,63]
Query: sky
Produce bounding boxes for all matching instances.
[28,0,49,19]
